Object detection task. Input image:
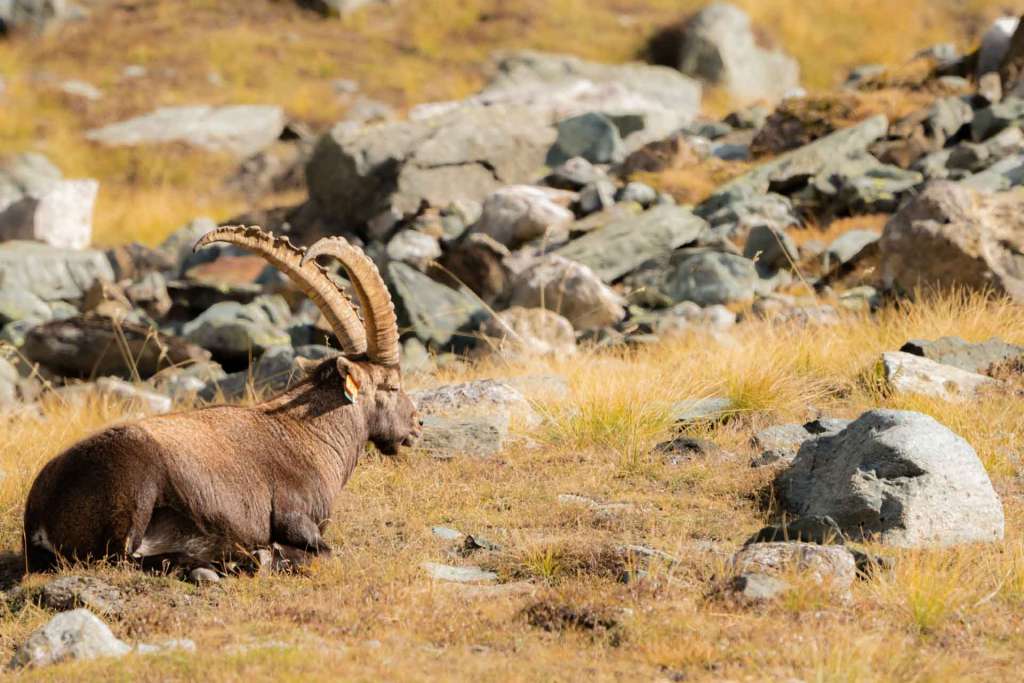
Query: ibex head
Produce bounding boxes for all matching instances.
[194,227,421,454]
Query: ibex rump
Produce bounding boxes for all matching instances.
[23,227,421,576]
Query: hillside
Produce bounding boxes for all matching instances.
[2,1,1024,681]
[0,0,1005,244]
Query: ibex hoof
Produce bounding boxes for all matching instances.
[189,567,221,584]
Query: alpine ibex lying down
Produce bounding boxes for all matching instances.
[23,226,421,576]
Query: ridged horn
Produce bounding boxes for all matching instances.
[301,237,400,367]
[193,226,367,356]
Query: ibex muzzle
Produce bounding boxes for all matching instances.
[23,227,421,574]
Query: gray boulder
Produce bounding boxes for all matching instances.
[300,0,387,16]
[665,250,758,305]
[878,182,1024,301]
[900,336,1024,374]
[548,112,624,165]
[676,3,800,103]
[775,410,1005,547]
[9,609,131,669]
[0,241,114,301]
[86,105,285,158]
[743,225,798,271]
[507,254,625,330]
[388,262,486,348]
[182,298,291,362]
[461,50,702,152]
[307,105,556,228]
[0,179,97,249]
[971,98,1024,142]
[751,423,815,467]
[555,204,707,282]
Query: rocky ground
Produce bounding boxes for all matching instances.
[2,1,1024,680]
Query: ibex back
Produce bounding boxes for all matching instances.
[23,227,421,575]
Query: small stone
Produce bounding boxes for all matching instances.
[731,542,856,591]
[189,568,220,584]
[548,112,625,165]
[417,414,509,458]
[723,573,791,603]
[421,562,497,584]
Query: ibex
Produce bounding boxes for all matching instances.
[23,226,421,578]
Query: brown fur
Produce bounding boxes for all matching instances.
[23,357,420,574]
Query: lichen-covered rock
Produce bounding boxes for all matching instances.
[775,410,1005,547]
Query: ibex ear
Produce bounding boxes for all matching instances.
[335,357,363,403]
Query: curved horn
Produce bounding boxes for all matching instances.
[194,226,367,356]
[301,237,400,367]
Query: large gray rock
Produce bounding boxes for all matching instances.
[900,336,1024,374]
[878,182,1024,301]
[664,250,758,305]
[555,204,707,282]
[881,351,1001,401]
[676,3,800,103]
[702,192,798,241]
[701,115,889,215]
[182,298,291,362]
[548,112,624,165]
[307,105,556,228]
[0,241,113,301]
[300,0,386,16]
[432,50,702,153]
[388,262,486,348]
[9,609,131,669]
[507,254,625,330]
[86,105,285,158]
[470,185,575,249]
[775,410,1005,547]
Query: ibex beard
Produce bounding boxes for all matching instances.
[23,227,421,578]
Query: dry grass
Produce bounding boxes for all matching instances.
[0,0,1007,245]
[0,291,1023,679]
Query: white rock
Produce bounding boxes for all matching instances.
[882,351,1000,401]
[0,179,97,249]
[10,609,131,669]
